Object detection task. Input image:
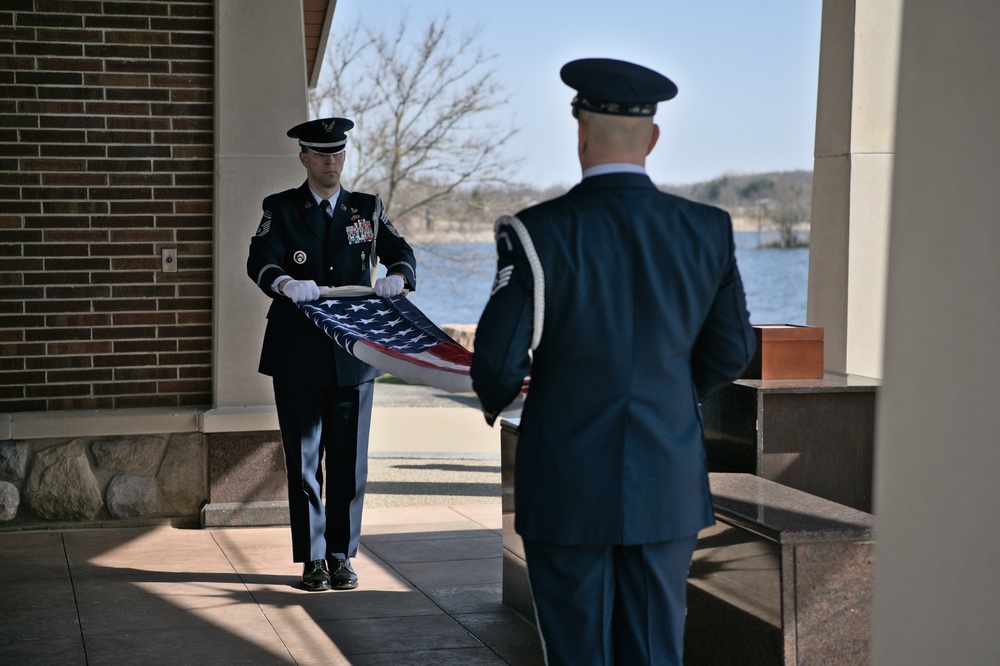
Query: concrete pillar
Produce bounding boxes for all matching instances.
[208,0,309,430]
[808,0,902,377]
[872,1,1000,663]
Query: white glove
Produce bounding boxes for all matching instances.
[374,274,405,297]
[282,279,320,303]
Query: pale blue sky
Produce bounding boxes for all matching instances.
[328,1,822,187]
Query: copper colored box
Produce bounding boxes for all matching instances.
[742,324,824,379]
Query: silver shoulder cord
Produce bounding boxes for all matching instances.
[495,215,545,351]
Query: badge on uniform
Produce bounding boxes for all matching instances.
[293,250,307,264]
[345,219,374,245]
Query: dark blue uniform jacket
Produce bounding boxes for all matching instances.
[471,172,755,545]
[247,182,417,387]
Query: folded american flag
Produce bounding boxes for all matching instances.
[297,288,474,393]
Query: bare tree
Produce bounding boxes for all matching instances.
[309,12,523,239]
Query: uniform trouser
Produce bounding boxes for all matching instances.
[522,535,699,666]
[273,377,374,562]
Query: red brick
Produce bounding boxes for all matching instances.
[44,257,110,271]
[26,354,93,370]
[178,366,211,379]
[116,393,179,408]
[26,241,91,256]
[84,44,150,60]
[104,2,169,17]
[157,323,211,338]
[93,325,156,340]
[41,201,108,215]
[0,398,48,411]
[0,357,26,371]
[88,159,154,172]
[157,378,210,394]
[36,1,101,13]
[163,349,210,362]
[36,27,104,44]
[170,60,213,76]
[150,46,211,62]
[106,116,170,130]
[95,380,156,396]
[39,111,105,129]
[117,367,176,381]
[150,17,212,32]
[51,397,113,410]
[21,158,88,171]
[106,144,171,158]
[110,257,159,271]
[17,42,83,57]
[85,16,151,31]
[26,327,95,342]
[47,341,112,355]
[170,145,212,159]
[43,173,108,187]
[112,284,174,298]
[108,173,171,187]
[25,299,92,314]
[16,13,84,29]
[104,30,169,45]
[114,339,177,353]
[170,4,213,19]
[40,143,106,158]
[47,368,113,383]
[90,243,155,257]
[36,57,104,73]
[45,286,110,299]
[105,59,169,74]
[45,312,110,327]
[27,383,93,399]
[108,229,173,242]
[92,298,157,312]
[90,270,156,285]
[84,72,150,87]
[93,352,157,368]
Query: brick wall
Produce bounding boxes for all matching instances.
[0,0,214,412]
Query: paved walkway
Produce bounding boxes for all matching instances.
[0,383,543,665]
[0,502,544,665]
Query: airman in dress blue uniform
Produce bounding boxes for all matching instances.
[247,117,416,592]
[470,59,756,664]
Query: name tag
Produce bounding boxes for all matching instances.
[345,220,374,245]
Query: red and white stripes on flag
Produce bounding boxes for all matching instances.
[297,287,474,393]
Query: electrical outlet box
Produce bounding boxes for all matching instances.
[162,248,177,273]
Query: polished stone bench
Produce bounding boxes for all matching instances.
[499,420,874,665]
[700,373,880,512]
[684,472,874,665]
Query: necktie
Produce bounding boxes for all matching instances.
[321,199,334,218]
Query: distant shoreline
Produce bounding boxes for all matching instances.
[400,217,808,243]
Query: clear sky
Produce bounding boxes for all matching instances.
[328,1,823,188]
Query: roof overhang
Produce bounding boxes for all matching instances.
[303,0,337,88]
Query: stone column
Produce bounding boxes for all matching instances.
[808,0,902,377]
[208,0,309,431]
[873,1,1000,663]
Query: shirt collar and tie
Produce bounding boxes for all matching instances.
[311,186,341,218]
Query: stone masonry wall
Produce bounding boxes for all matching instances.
[0,0,215,412]
[0,432,207,530]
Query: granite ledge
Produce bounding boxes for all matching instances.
[710,473,874,544]
[732,372,880,394]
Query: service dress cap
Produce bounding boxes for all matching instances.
[560,58,677,117]
[287,117,355,154]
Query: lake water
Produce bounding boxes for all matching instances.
[401,231,808,327]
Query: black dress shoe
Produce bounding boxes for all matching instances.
[329,557,358,590]
[302,559,332,591]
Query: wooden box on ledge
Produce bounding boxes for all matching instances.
[742,324,824,379]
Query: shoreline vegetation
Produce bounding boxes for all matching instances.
[389,169,813,246]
